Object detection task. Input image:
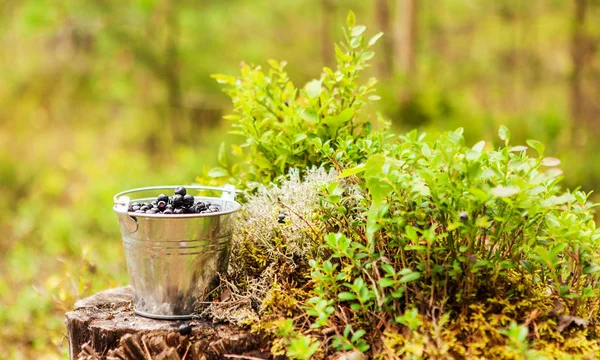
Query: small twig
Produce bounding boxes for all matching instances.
[141,337,152,360]
[224,355,266,360]
[277,201,320,238]
[181,342,192,360]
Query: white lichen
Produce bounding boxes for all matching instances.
[201,167,338,323]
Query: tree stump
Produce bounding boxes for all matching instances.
[65,286,270,360]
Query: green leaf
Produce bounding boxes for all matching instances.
[368,32,384,47]
[541,157,561,167]
[338,108,354,123]
[498,125,510,142]
[208,167,228,178]
[306,80,322,98]
[583,262,600,274]
[399,272,421,283]
[526,139,545,155]
[210,74,236,85]
[492,186,520,198]
[472,140,485,152]
[346,11,356,27]
[294,133,307,144]
[351,25,366,37]
[381,263,395,275]
[339,164,366,178]
[351,329,366,343]
[359,51,375,62]
[350,37,361,48]
[300,109,319,123]
[509,145,528,152]
[338,292,357,301]
[378,278,396,288]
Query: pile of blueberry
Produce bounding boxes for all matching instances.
[128,186,221,215]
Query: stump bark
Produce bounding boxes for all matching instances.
[65,286,270,360]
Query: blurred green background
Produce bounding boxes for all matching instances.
[1,0,599,358]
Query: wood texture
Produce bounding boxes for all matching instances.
[65,286,270,360]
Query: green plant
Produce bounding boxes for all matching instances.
[214,13,600,359]
[501,322,546,359]
[211,11,385,185]
[302,125,600,356]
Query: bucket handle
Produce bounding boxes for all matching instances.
[114,185,240,207]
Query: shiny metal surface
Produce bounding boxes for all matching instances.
[113,185,240,319]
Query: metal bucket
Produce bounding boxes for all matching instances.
[113,185,241,320]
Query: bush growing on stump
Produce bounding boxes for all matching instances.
[207,11,600,359]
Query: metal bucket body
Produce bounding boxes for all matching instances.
[113,186,240,319]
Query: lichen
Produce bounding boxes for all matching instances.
[201,167,337,324]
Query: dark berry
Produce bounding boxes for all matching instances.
[132,205,141,211]
[166,204,173,210]
[163,208,173,214]
[209,205,220,212]
[174,186,187,196]
[194,204,206,213]
[183,194,194,207]
[151,201,158,206]
[157,194,169,203]
[131,202,141,207]
[277,213,286,224]
[179,323,192,336]
[128,206,134,212]
[140,205,150,211]
[172,194,183,208]
[142,202,150,207]
[459,212,469,221]
[157,201,167,210]
[173,208,184,214]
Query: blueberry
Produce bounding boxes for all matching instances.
[209,205,220,212]
[277,213,286,224]
[140,205,149,211]
[142,202,150,207]
[193,204,206,213]
[173,208,184,214]
[166,204,173,210]
[157,201,167,210]
[183,194,194,207]
[132,205,141,211]
[172,194,183,208]
[179,323,192,336]
[174,186,187,196]
[157,194,169,203]
[459,212,469,221]
[163,208,173,214]
[151,201,158,206]
[131,202,141,207]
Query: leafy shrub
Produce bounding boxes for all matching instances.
[211,11,384,185]
[214,12,600,359]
